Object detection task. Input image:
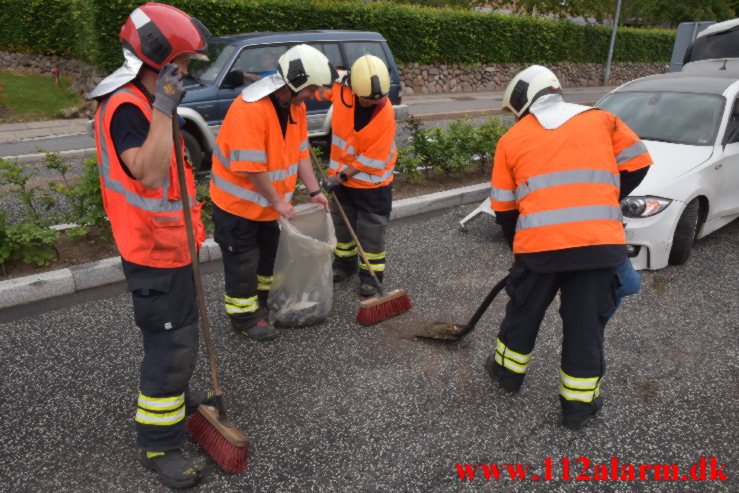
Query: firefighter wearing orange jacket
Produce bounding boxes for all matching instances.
[89,3,212,487]
[210,44,332,341]
[318,55,397,297]
[487,66,652,430]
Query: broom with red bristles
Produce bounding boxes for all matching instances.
[173,118,248,473]
[310,148,412,325]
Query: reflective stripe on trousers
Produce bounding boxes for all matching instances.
[559,369,601,402]
[135,392,185,426]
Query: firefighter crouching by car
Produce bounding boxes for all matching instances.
[209,44,332,342]
[89,3,214,488]
[317,55,397,297]
[486,65,651,430]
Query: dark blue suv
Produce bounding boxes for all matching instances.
[176,30,408,170]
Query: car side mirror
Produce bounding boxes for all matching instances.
[221,70,245,89]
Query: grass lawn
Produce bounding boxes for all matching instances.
[0,70,83,122]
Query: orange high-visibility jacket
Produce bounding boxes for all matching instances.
[94,83,204,268]
[210,96,308,221]
[490,109,652,255]
[318,83,396,188]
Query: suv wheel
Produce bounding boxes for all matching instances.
[181,129,204,172]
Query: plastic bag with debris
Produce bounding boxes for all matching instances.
[268,204,336,326]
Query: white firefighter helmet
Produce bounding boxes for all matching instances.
[350,55,390,99]
[277,44,337,93]
[502,65,562,118]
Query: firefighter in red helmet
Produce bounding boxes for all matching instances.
[89,3,212,488]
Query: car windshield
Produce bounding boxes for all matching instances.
[187,41,236,85]
[597,91,724,146]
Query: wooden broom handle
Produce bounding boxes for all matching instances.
[173,117,222,397]
[309,148,384,295]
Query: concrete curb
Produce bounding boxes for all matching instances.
[7,147,96,164]
[0,182,490,310]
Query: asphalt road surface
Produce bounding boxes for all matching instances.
[1,204,737,492]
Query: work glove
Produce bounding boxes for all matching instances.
[321,174,345,193]
[153,63,185,116]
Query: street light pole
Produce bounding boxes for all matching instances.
[604,0,623,85]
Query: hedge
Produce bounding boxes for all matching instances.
[0,0,674,73]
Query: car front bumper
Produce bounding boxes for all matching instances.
[623,199,685,270]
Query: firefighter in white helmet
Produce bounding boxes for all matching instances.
[487,65,652,430]
[318,55,398,297]
[209,44,333,341]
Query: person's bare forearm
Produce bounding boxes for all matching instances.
[122,110,174,190]
[297,158,322,193]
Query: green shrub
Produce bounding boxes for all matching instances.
[0,211,59,273]
[472,116,510,172]
[0,153,110,272]
[399,115,510,181]
[395,147,424,184]
[0,0,674,74]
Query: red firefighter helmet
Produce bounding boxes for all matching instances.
[119,2,211,71]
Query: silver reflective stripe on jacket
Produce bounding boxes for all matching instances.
[356,142,397,170]
[265,162,299,181]
[214,145,268,170]
[490,186,516,203]
[353,167,394,185]
[516,205,622,231]
[97,90,192,213]
[616,141,648,164]
[211,174,294,207]
[515,169,620,201]
[332,135,354,155]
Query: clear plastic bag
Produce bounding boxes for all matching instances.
[268,204,336,326]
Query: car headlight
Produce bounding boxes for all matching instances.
[620,196,672,218]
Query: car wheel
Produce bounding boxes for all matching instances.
[181,129,204,172]
[668,199,699,265]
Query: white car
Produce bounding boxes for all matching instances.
[596,66,739,270]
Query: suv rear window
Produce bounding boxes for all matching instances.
[309,42,344,69]
[232,45,287,84]
[189,42,236,84]
[343,41,388,68]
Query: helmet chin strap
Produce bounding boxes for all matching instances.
[339,74,353,108]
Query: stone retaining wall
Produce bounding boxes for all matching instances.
[399,62,668,95]
[0,51,104,117]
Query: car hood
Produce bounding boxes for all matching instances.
[630,141,714,195]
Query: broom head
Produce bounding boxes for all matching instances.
[186,404,249,473]
[356,289,412,326]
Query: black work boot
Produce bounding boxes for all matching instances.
[333,267,357,282]
[230,312,278,341]
[332,258,357,282]
[140,449,202,489]
[561,395,603,431]
[484,354,522,393]
[185,390,214,415]
[359,282,379,298]
[243,318,278,341]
